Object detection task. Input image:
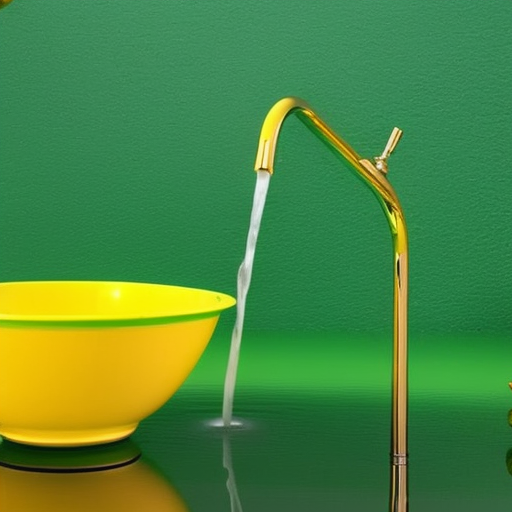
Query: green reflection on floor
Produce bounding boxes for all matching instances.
[187,332,511,401]
[132,332,511,512]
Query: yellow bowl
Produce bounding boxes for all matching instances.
[0,281,235,447]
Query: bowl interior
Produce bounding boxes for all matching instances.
[0,281,236,326]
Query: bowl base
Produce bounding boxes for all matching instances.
[0,424,138,447]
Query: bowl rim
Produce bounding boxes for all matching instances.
[0,280,236,328]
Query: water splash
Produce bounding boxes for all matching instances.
[222,171,271,427]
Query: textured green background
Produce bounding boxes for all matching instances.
[0,4,511,509]
[0,0,510,335]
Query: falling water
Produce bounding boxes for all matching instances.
[222,171,271,427]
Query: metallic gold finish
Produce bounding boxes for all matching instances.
[254,97,409,512]
[390,464,408,512]
[375,127,403,174]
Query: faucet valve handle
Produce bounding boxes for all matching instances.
[374,127,403,174]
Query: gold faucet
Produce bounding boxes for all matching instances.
[255,97,409,512]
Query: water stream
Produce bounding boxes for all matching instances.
[222,171,271,427]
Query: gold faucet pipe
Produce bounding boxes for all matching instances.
[254,97,409,512]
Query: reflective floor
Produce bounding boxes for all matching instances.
[1,332,510,511]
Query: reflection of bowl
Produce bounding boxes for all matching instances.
[0,281,235,447]
[0,440,189,512]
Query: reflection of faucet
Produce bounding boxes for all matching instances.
[255,97,409,512]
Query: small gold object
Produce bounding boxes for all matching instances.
[0,0,14,10]
[374,127,403,174]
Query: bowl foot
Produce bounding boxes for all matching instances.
[0,437,141,472]
[0,424,138,447]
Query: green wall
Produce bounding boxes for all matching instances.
[0,0,510,335]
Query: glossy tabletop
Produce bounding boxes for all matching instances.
[1,332,510,511]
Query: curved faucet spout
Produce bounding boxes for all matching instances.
[254,97,409,512]
[255,97,363,173]
[255,97,406,246]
